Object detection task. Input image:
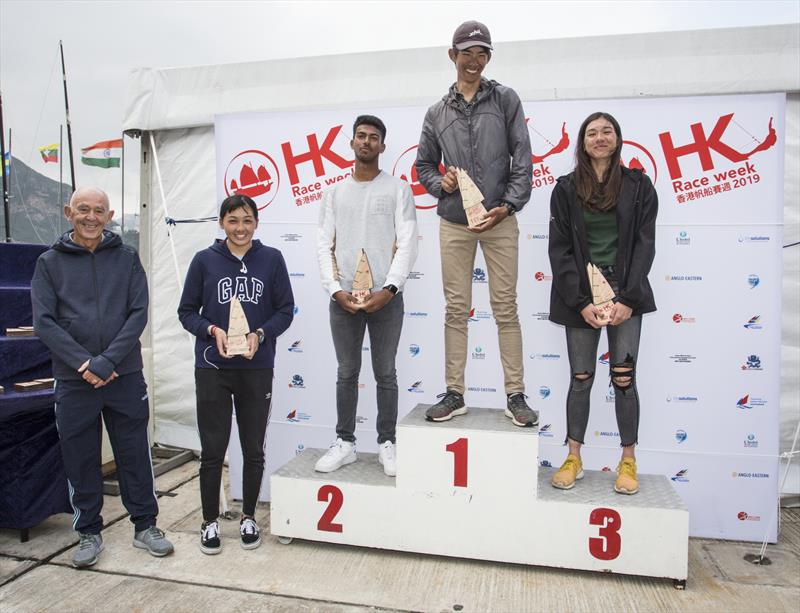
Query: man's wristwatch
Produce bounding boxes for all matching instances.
[383,284,398,295]
[254,328,265,344]
[504,203,516,216]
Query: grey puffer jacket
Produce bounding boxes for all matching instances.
[415,78,533,225]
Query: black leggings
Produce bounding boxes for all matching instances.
[195,368,273,521]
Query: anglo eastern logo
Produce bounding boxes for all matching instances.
[664,274,703,282]
[467,385,497,393]
[471,346,486,360]
[736,394,767,409]
[741,354,763,371]
[530,352,560,360]
[525,119,568,189]
[468,307,492,322]
[675,429,688,444]
[472,268,487,283]
[672,313,696,324]
[675,231,691,246]
[670,353,696,364]
[224,150,281,210]
[408,381,424,393]
[594,430,620,438]
[534,271,553,282]
[391,145,443,210]
[598,351,609,365]
[738,511,761,522]
[732,471,770,479]
[666,394,698,403]
[671,469,690,483]
[287,340,303,353]
[743,315,763,330]
[409,344,420,357]
[539,386,551,399]
[288,374,305,389]
[286,409,311,422]
[621,139,658,183]
[748,274,760,289]
[744,433,759,448]
[526,233,548,240]
[539,424,554,438]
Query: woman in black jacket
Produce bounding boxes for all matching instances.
[547,112,658,495]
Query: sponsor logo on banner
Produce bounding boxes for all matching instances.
[736,394,767,409]
[664,274,703,282]
[741,354,763,371]
[530,352,561,360]
[601,466,613,473]
[409,344,420,357]
[675,429,688,444]
[406,311,428,318]
[732,471,770,479]
[295,444,305,456]
[289,272,305,279]
[744,433,759,448]
[598,351,610,365]
[280,124,354,206]
[738,511,761,522]
[531,312,550,321]
[526,233,548,240]
[594,430,620,438]
[534,271,552,282]
[540,460,553,468]
[472,268,487,283]
[672,313,696,324]
[471,346,486,360]
[605,383,615,403]
[675,231,691,246]
[288,374,305,389]
[391,144,443,210]
[526,119,568,188]
[286,409,311,422]
[671,469,690,483]
[362,346,370,352]
[467,385,498,393]
[293,306,300,316]
[621,139,658,182]
[659,112,776,205]
[224,150,281,209]
[407,271,424,281]
[408,381,424,393]
[667,394,699,403]
[744,315,763,330]
[355,415,369,424]
[287,340,303,353]
[539,424,554,438]
[281,233,302,242]
[747,274,760,289]
[539,386,551,399]
[670,353,697,363]
[468,308,492,322]
[738,235,771,243]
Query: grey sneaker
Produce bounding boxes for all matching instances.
[133,526,175,557]
[505,393,539,427]
[426,391,467,422]
[73,533,103,568]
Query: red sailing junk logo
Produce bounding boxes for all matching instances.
[224,150,281,210]
[526,119,569,190]
[392,145,445,210]
[621,140,658,183]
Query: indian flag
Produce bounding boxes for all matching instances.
[81,139,122,169]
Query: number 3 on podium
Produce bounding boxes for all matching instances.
[589,507,622,560]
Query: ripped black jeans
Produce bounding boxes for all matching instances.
[565,312,642,448]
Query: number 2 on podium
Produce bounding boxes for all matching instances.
[317,484,344,533]
[446,437,468,487]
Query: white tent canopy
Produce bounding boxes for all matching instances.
[123,23,800,492]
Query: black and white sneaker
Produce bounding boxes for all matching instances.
[200,520,221,555]
[240,517,261,550]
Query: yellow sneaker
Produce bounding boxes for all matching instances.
[615,457,639,494]
[551,454,584,489]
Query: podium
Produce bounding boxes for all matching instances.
[271,405,689,586]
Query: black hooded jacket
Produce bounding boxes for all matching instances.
[548,167,658,328]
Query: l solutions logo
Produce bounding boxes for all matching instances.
[224,150,281,210]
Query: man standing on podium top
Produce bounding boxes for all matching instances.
[316,115,419,477]
[415,21,537,427]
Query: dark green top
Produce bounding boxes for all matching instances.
[583,208,618,266]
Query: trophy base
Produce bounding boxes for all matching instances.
[465,203,488,228]
[226,334,250,356]
[352,289,371,305]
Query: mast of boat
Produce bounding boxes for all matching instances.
[59,123,64,234]
[59,40,76,193]
[0,89,10,242]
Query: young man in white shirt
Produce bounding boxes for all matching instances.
[316,115,419,476]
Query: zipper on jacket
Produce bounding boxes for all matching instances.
[91,253,105,348]
[620,177,643,285]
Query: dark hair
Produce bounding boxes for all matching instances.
[353,115,386,142]
[574,112,623,212]
[219,194,258,222]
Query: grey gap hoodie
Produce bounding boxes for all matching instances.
[32,230,147,381]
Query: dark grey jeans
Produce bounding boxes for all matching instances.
[329,293,404,444]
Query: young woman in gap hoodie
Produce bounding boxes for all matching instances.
[178,194,294,554]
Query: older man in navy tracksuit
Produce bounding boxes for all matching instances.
[32,186,173,568]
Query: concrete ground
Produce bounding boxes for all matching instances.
[1,460,798,613]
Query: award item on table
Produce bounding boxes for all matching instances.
[587,263,616,322]
[456,168,489,228]
[225,295,251,356]
[352,249,374,305]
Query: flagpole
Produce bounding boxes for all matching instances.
[0,89,10,242]
[121,135,125,239]
[59,124,64,234]
[60,40,76,193]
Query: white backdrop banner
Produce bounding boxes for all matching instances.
[218,93,784,541]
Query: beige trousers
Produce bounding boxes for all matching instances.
[439,215,524,395]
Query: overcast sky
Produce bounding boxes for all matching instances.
[1,0,798,225]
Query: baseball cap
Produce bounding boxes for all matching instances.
[452,21,493,51]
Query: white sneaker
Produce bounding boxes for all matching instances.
[314,438,357,473]
[378,441,397,477]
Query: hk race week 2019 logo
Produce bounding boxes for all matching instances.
[224,150,282,210]
[392,145,444,210]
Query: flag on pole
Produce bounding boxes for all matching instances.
[39,143,59,163]
[2,151,9,173]
[81,139,123,168]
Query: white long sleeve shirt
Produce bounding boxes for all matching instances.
[317,171,418,297]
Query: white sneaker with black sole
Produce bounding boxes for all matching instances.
[314,438,357,473]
